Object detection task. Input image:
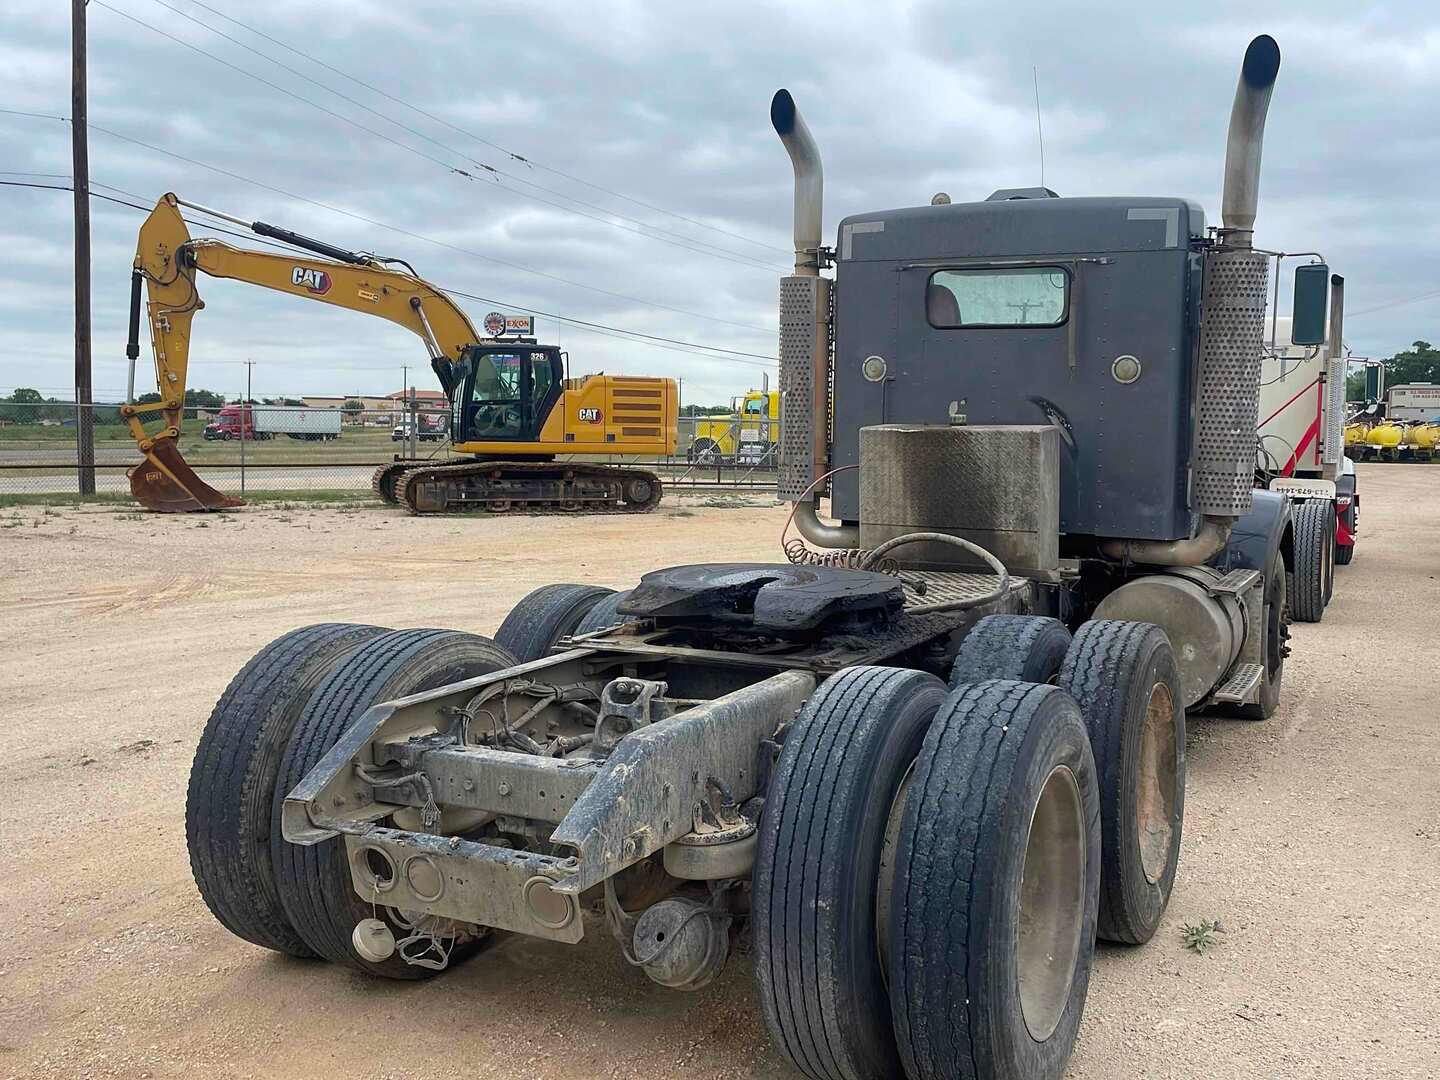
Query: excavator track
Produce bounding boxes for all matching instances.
[389,459,663,515]
[371,460,415,505]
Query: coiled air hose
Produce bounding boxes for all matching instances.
[781,466,1012,613]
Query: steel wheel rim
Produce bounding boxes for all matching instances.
[1136,681,1177,885]
[1017,764,1085,1043]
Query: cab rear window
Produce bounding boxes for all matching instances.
[926,267,1069,328]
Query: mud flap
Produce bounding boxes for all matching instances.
[128,436,245,512]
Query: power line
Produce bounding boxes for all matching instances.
[181,0,787,258]
[1,174,778,367]
[1,106,778,337]
[0,180,73,193]
[1348,288,1440,319]
[79,118,776,336]
[140,0,781,272]
[0,107,68,122]
[96,0,780,273]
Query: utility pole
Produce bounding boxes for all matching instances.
[72,0,95,495]
[400,364,413,459]
[240,359,254,495]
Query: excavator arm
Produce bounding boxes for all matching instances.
[123,193,480,511]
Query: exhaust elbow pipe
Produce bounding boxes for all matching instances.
[771,89,823,276]
[1220,34,1282,246]
[1099,518,1231,566]
[792,497,860,550]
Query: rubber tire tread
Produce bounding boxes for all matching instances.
[273,628,518,978]
[493,583,614,662]
[573,589,634,635]
[1291,500,1331,623]
[951,614,1073,687]
[754,666,947,1080]
[185,622,389,957]
[1059,620,1184,945]
[1237,557,1287,720]
[889,680,1101,1080]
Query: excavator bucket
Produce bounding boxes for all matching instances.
[128,437,245,513]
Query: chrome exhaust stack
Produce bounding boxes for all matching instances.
[1219,34,1281,249]
[771,90,857,547]
[1111,35,1281,564]
[771,90,824,277]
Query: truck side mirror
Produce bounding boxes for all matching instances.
[1290,263,1329,345]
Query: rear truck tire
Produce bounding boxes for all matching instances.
[1058,620,1184,945]
[572,588,634,636]
[950,614,1073,687]
[185,623,390,958]
[688,437,721,463]
[888,680,1101,1080]
[492,583,615,662]
[754,666,948,1080]
[1237,554,1289,721]
[272,629,519,979]
[1290,500,1333,622]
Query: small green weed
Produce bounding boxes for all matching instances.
[1181,918,1223,955]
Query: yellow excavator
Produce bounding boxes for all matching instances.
[123,193,677,513]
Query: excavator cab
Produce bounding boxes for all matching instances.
[450,343,563,444]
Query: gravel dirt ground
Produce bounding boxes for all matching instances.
[1,467,1436,1080]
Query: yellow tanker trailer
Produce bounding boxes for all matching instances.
[1366,421,1405,461]
[1404,422,1440,461]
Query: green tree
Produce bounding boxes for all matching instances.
[341,398,364,419]
[1384,341,1440,388]
[680,403,733,417]
[4,387,44,424]
[132,389,226,418]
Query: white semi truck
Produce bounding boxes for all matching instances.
[1255,269,1355,623]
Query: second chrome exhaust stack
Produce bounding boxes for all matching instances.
[1220,34,1282,247]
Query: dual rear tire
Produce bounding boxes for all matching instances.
[754,616,1184,1080]
[754,667,1105,1080]
[186,624,519,978]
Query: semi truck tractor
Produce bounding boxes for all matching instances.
[688,388,780,465]
[203,403,342,441]
[186,36,1303,1080]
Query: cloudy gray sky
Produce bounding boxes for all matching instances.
[2,0,1437,406]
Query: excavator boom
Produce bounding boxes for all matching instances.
[123,193,479,511]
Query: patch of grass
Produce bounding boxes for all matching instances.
[1181,918,1223,955]
[0,493,133,509]
[0,489,383,511]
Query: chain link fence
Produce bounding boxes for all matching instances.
[0,401,778,500]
